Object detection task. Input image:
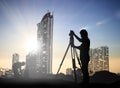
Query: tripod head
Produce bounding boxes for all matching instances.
[69,30,74,46]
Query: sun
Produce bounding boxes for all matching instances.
[25,39,38,53]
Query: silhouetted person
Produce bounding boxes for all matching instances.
[12,62,25,78]
[71,29,90,84]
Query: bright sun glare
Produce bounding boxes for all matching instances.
[26,39,38,53]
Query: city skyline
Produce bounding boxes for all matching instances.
[0,0,120,74]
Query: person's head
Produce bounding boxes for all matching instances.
[21,62,25,66]
[80,29,88,38]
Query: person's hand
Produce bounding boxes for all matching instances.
[70,30,74,35]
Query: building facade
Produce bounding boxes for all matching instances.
[25,12,53,78]
[12,53,19,70]
[37,12,53,74]
[25,51,38,78]
[89,46,109,74]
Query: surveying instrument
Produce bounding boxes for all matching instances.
[56,30,82,84]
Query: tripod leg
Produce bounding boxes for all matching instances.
[72,59,77,84]
[71,47,77,84]
[56,43,70,77]
[74,48,82,68]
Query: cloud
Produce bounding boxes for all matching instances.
[81,26,89,30]
[96,20,107,26]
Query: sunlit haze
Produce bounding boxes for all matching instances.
[25,38,38,53]
[0,0,120,74]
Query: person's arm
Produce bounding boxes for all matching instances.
[71,30,82,42]
[73,45,80,50]
[71,43,80,50]
[74,33,82,42]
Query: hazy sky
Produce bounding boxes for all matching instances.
[0,0,120,74]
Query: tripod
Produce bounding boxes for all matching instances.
[56,41,82,83]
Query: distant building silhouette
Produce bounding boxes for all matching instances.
[5,69,13,78]
[89,46,109,74]
[25,51,38,78]
[0,68,13,78]
[66,68,72,75]
[12,53,19,70]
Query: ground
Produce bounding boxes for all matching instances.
[0,78,120,88]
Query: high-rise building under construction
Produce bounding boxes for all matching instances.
[25,12,53,78]
[37,12,53,74]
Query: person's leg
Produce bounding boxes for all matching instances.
[82,60,89,84]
